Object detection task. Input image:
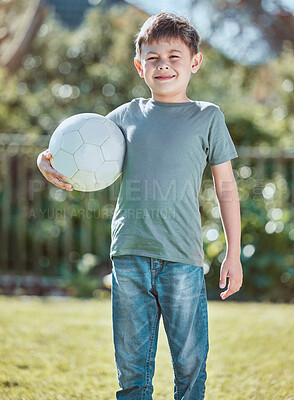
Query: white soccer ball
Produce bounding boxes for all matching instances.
[48,113,125,192]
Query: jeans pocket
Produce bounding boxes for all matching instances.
[112,255,148,298]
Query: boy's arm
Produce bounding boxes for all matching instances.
[210,160,243,300]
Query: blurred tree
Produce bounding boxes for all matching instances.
[1,0,294,75]
[0,0,46,74]
[0,0,125,74]
[190,0,294,64]
[45,0,125,28]
[0,2,293,150]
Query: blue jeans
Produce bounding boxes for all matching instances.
[111,255,209,400]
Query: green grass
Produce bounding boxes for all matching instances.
[0,295,293,400]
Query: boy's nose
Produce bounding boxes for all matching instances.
[158,65,170,70]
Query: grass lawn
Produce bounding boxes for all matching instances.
[0,295,293,400]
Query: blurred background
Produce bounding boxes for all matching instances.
[0,0,293,301]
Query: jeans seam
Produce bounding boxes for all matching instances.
[199,359,207,400]
[200,275,208,314]
[161,314,181,400]
[200,275,209,400]
[141,307,160,400]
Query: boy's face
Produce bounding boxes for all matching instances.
[134,37,202,103]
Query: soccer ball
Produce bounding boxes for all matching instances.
[48,113,125,192]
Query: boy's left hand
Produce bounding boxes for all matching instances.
[219,257,243,300]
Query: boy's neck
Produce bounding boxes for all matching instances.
[151,94,192,103]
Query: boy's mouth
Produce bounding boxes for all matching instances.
[155,75,176,80]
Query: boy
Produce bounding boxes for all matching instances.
[37,11,243,400]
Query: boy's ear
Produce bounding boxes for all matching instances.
[191,52,203,74]
[134,57,144,78]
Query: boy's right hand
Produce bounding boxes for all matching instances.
[37,149,73,191]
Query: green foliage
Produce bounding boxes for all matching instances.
[201,167,294,302]
[61,253,104,298]
[62,272,102,298]
[0,4,293,146]
[0,5,149,135]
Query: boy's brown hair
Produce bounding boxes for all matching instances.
[134,11,201,62]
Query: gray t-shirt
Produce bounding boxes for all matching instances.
[105,97,238,267]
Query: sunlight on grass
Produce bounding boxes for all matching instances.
[0,296,293,400]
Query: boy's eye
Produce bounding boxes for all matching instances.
[147,55,179,60]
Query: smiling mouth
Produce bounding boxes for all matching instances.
[155,75,176,80]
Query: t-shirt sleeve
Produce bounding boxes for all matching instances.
[105,107,122,127]
[206,107,238,166]
[105,103,129,139]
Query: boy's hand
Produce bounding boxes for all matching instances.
[219,257,243,300]
[37,149,73,191]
